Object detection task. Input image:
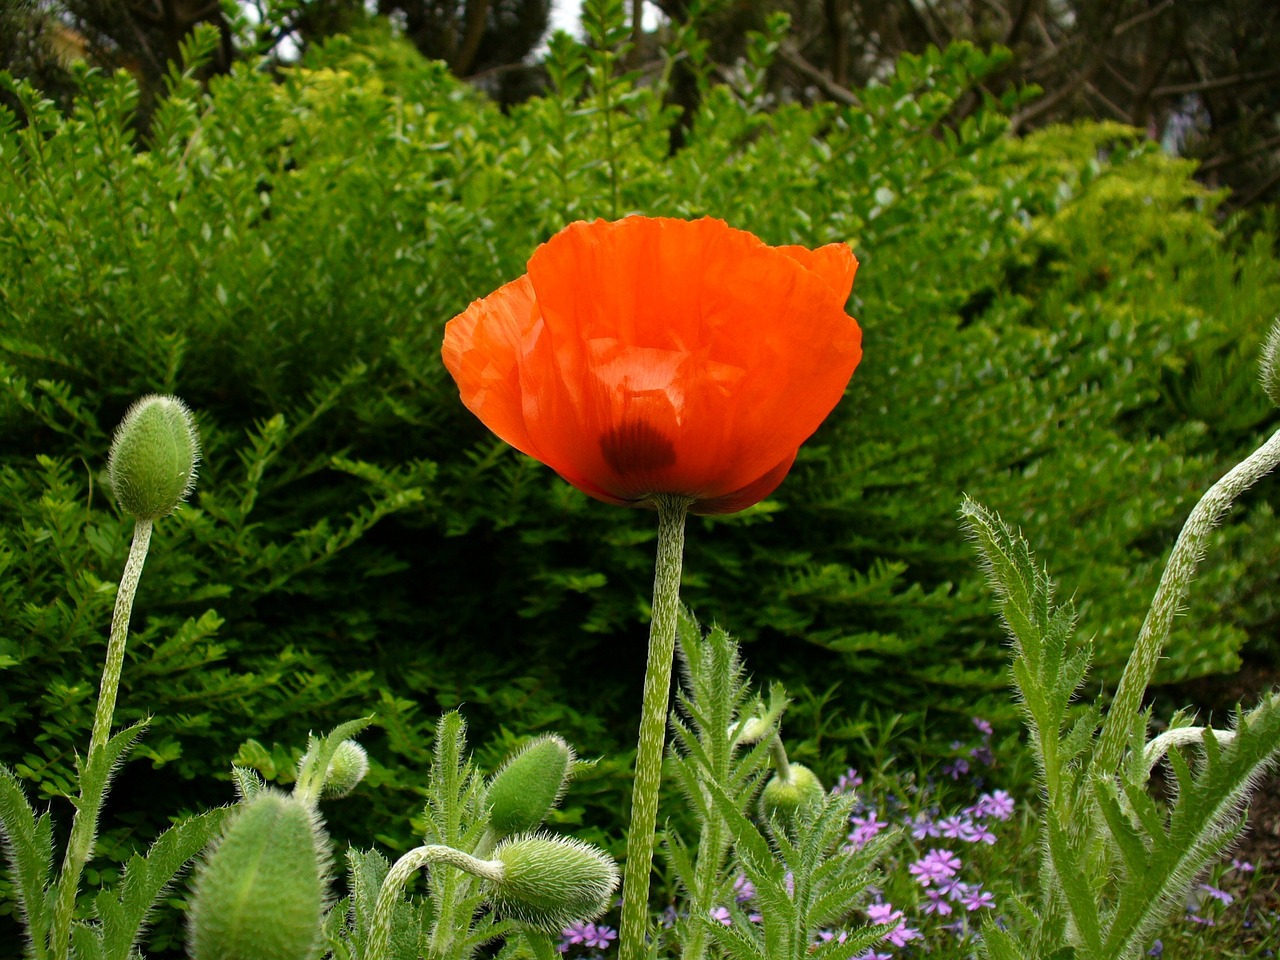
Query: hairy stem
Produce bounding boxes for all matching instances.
[368,844,504,960]
[619,495,691,960]
[1095,426,1280,775]
[50,518,152,960]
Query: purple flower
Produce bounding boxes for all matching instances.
[973,789,1015,821]
[1232,858,1256,873]
[936,815,966,839]
[559,922,618,952]
[733,874,756,903]
[942,757,970,780]
[1197,883,1234,906]
[959,885,996,911]
[865,902,920,947]
[835,768,864,794]
[970,744,996,767]
[907,812,940,840]
[1148,940,1164,957]
[958,819,997,845]
[923,887,954,916]
[709,906,732,926]
[973,717,994,736]
[866,902,901,926]
[908,848,962,886]
[847,811,889,850]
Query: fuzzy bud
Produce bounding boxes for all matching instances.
[734,717,771,745]
[107,394,200,521]
[760,764,825,823]
[488,834,619,931]
[1261,318,1280,409]
[322,740,369,798]
[187,790,329,960]
[487,734,574,837]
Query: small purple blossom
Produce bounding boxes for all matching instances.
[835,768,865,794]
[972,717,994,736]
[907,812,940,839]
[936,815,966,839]
[865,902,920,947]
[959,885,996,912]
[908,848,962,886]
[1232,858,1256,873]
[1197,883,1234,906]
[969,744,996,767]
[923,887,954,916]
[958,819,997,845]
[942,757,970,780]
[709,906,732,926]
[847,811,889,850]
[973,789,1015,821]
[733,874,756,903]
[1147,940,1163,957]
[559,922,618,952]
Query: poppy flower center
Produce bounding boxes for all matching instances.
[600,420,678,479]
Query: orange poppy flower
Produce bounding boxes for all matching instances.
[442,216,862,515]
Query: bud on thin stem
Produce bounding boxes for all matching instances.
[1095,424,1280,775]
[366,845,503,960]
[107,395,200,521]
[188,790,330,960]
[487,734,574,837]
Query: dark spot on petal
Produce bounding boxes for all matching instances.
[600,420,677,477]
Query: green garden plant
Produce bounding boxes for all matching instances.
[959,321,1280,959]
[3,0,1280,949]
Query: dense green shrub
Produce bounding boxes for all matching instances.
[1,3,1278,943]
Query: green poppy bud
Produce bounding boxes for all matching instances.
[187,790,330,960]
[322,739,369,798]
[488,834,619,931]
[760,763,824,823]
[107,394,200,521]
[487,734,574,837]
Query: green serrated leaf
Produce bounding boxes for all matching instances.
[0,763,55,948]
[100,807,228,960]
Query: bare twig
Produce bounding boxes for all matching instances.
[777,44,861,106]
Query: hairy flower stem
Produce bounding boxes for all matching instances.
[49,518,153,960]
[769,735,792,780]
[1095,426,1280,775]
[619,495,691,960]
[368,845,503,960]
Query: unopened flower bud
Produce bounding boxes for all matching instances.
[760,763,824,823]
[487,734,574,837]
[188,790,329,960]
[734,717,771,745]
[1261,318,1280,408]
[107,394,200,521]
[322,740,369,798]
[488,834,619,931]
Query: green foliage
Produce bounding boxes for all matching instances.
[1,12,1279,941]
[664,612,892,960]
[960,495,1280,960]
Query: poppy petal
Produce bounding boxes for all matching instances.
[442,216,863,514]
